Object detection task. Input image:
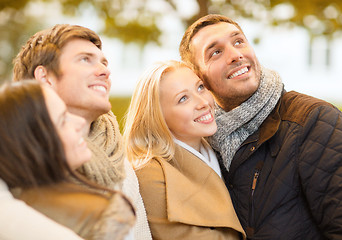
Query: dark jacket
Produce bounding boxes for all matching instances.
[220,91,342,240]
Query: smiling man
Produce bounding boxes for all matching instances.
[35,38,112,128]
[13,26,111,130]
[180,14,342,239]
[6,24,152,240]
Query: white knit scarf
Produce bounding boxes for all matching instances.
[208,67,283,172]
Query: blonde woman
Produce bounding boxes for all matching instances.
[124,60,246,240]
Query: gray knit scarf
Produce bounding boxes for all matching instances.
[208,67,283,172]
[77,111,126,189]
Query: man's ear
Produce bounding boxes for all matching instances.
[34,66,54,86]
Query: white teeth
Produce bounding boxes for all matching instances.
[195,113,212,123]
[228,67,248,79]
[90,85,106,93]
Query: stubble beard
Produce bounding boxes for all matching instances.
[206,59,262,112]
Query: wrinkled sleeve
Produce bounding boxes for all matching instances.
[0,179,84,240]
[298,105,342,239]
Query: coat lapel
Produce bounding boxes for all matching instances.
[159,144,244,233]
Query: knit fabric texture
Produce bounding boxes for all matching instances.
[208,67,283,171]
[122,158,152,240]
[78,111,126,189]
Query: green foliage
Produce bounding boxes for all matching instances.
[0,8,43,82]
[103,18,161,47]
[0,0,28,10]
[268,0,342,37]
[109,96,131,133]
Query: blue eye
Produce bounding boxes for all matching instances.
[178,95,188,103]
[198,83,205,91]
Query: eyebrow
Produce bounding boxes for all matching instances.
[76,52,108,64]
[174,89,187,98]
[195,79,202,85]
[77,52,94,57]
[173,79,202,99]
[204,31,242,54]
[231,31,241,38]
[205,41,219,54]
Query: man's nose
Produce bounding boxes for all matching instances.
[225,45,243,64]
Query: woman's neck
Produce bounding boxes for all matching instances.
[181,138,202,152]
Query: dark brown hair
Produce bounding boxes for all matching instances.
[0,80,75,188]
[179,14,244,74]
[13,24,102,82]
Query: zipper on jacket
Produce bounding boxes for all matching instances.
[249,169,259,226]
[251,170,259,195]
[247,161,263,237]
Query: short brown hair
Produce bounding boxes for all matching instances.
[179,14,244,73]
[13,24,102,82]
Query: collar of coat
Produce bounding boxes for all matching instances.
[156,143,245,237]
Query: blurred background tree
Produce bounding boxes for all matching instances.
[1,0,342,84]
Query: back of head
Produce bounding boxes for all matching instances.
[13,24,102,82]
[179,14,244,73]
[124,60,190,169]
[0,80,70,188]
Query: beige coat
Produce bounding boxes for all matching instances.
[12,182,135,240]
[136,144,246,240]
[0,179,83,240]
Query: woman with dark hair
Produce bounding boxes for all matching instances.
[0,80,135,240]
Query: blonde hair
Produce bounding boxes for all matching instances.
[123,60,191,169]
